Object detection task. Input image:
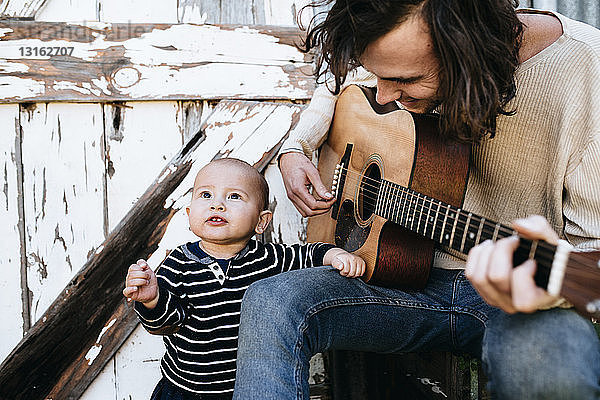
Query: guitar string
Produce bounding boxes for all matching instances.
[334,166,559,268]
[337,172,563,276]
[337,168,558,259]
[338,169,563,271]
[331,167,600,298]
[338,167,517,239]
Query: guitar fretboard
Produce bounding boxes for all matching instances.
[374,179,552,268]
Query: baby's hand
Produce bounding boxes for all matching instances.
[123,259,159,307]
[329,249,366,278]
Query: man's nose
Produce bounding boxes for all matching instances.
[376,79,401,105]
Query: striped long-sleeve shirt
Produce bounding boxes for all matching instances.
[134,239,334,397]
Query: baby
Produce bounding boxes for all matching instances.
[123,158,365,399]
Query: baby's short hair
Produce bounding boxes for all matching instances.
[208,158,269,211]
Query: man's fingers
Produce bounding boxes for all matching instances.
[306,168,333,200]
[292,185,334,212]
[465,240,492,285]
[512,215,558,244]
[512,260,557,312]
[465,240,516,312]
[487,236,519,293]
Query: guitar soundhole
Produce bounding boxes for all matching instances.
[358,163,381,222]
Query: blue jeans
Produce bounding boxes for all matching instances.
[233,267,600,400]
[483,309,600,399]
[233,267,493,399]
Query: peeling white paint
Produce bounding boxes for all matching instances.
[22,103,106,322]
[0,76,45,99]
[156,164,178,185]
[111,67,140,89]
[0,104,24,364]
[0,29,14,38]
[67,21,112,31]
[120,64,308,100]
[106,102,183,230]
[52,81,92,95]
[0,61,29,74]
[91,76,111,95]
[0,23,313,101]
[96,318,117,342]
[179,5,208,24]
[85,344,102,366]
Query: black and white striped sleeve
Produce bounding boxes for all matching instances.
[276,242,336,273]
[134,252,188,335]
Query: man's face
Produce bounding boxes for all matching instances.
[360,13,441,114]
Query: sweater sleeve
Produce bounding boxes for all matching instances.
[279,67,377,157]
[134,255,188,335]
[563,134,600,250]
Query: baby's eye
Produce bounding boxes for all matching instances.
[228,193,242,200]
[200,191,212,199]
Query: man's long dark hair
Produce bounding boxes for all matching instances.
[299,0,524,142]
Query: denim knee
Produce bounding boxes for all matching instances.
[241,272,312,322]
[483,309,600,399]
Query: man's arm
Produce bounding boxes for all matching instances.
[279,68,376,216]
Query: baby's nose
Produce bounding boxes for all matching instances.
[210,202,225,211]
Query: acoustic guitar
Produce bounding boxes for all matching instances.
[307,85,600,319]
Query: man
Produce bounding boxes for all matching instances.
[233,1,600,398]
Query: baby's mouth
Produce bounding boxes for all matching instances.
[207,216,227,224]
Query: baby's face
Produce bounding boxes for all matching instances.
[186,163,265,247]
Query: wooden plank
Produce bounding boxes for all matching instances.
[77,100,201,399]
[0,104,25,363]
[177,0,268,24]
[20,102,106,323]
[98,0,178,23]
[0,21,314,103]
[264,0,312,27]
[177,100,214,144]
[104,101,185,229]
[2,100,304,400]
[0,0,48,18]
[111,324,164,399]
[178,0,214,23]
[220,0,254,25]
[263,158,307,244]
[34,0,97,22]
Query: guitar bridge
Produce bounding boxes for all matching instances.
[331,144,353,219]
[331,164,342,198]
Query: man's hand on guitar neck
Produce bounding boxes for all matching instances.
[279,152,336,217]
[465,215,561,314]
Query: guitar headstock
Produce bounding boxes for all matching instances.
[561,250,600,319]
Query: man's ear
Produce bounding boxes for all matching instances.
[186,206,191,217]
[255,210,273,234]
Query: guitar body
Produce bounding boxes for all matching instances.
[307,85,471,289]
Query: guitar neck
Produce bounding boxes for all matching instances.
[375,179,556,284]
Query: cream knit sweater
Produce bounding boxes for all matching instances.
[280,11,600,271]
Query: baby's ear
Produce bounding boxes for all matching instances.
[255,210,273,234]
